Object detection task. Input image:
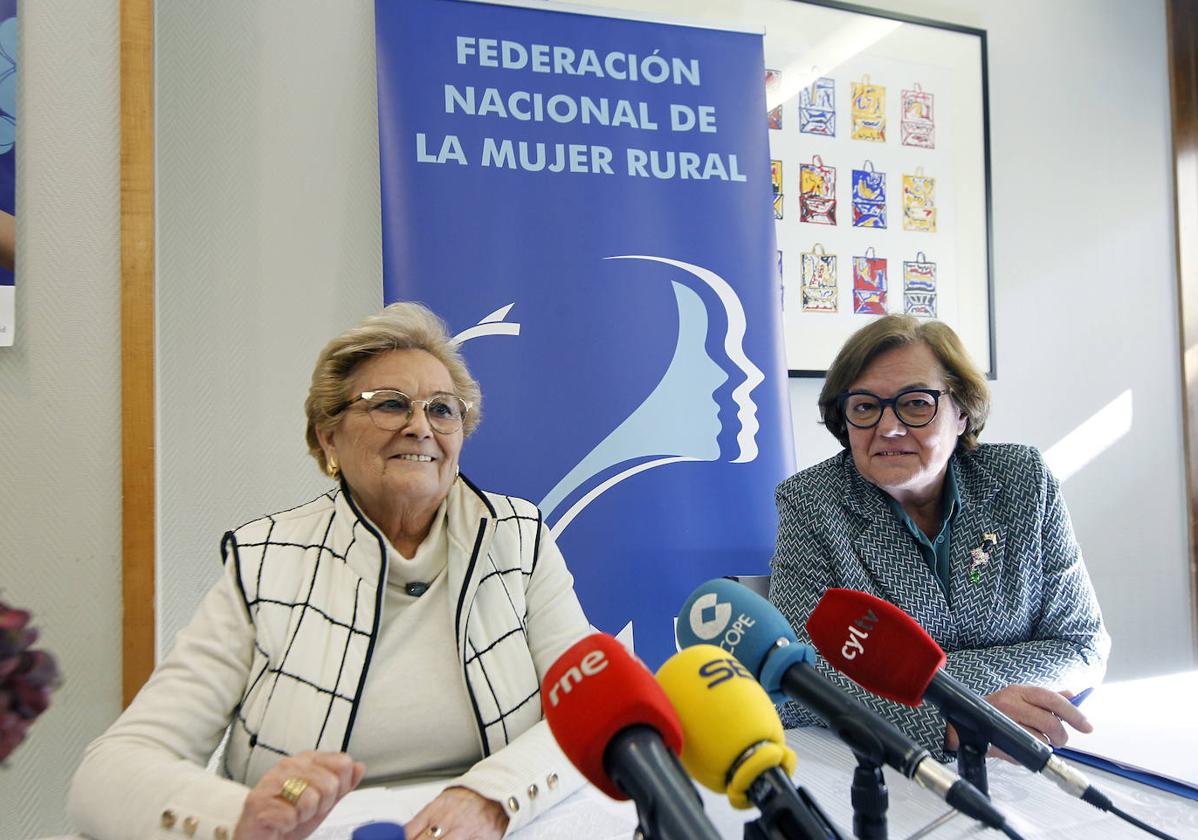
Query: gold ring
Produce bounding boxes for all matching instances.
[279,776,310,805]
[425,826,444,839]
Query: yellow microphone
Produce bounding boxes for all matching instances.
[656,645,793,805]
[656,645,845,839]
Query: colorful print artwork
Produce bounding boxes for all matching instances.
[851,76,885,142]
[799,77,835,136]
[771,159,784,220]
[903,252,937,316]
[801,244,837,313]
[851,162,886,228]
[903,169,936,232]
[901,84,935,148]
[800,156,836,225]
[762,26,990,377]
[766,69,783,130]
[852,247,887,314]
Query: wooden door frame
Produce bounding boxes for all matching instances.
[120,0,155,706]
[1168,0,1198,646]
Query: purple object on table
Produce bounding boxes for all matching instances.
[351,822,406,840]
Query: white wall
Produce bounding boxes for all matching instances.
[0,3,122,838]
[2,0,1188,834]
[155,0,383,654]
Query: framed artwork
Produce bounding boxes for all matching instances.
[765,0,994,376]
[0,0,15,347]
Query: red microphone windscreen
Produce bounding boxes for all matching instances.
[540,633,683,800]
[806,588,947,707]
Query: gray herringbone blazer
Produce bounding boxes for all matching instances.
[769,443,1110,758]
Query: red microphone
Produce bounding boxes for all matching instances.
[540,633,720,840]
[807,590,1109,807]
[805,588,945,707]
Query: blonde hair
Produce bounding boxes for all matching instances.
[819,315,990,452]
[304,302,482,473]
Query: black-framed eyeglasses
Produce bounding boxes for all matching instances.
[345,389,471,434]
[838,388,948,429]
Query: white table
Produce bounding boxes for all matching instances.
[308,726,1198,839]
[51,670,1198,840]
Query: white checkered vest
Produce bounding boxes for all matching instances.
[218,475,551,783]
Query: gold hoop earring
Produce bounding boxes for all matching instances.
[326,458,340,479]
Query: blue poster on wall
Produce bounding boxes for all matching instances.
[0,0,15,347]
[376,0,794,667]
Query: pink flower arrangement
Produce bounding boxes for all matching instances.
[0,601,61,762]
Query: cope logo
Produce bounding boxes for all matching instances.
[688,593,732,640]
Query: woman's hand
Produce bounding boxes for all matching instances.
[944,684,1092,761]
[234,750,366,840]
[405,786,509,840]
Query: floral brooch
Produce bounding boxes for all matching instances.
[968,532,998,583]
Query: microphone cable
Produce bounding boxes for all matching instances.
[1080,787,1179,840]
[893,784,1173,840]
[999,823,1027,840]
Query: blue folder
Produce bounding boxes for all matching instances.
[1056,747,1198,802]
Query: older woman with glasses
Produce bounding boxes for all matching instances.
[71,303,591,840]
[769,315,1110,761]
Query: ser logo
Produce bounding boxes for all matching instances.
[698,656,752,689]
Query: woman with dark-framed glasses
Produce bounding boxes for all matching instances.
[71,303,591,840]
[769,314,1109,761]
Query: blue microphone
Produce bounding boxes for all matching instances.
[678,578,815,703]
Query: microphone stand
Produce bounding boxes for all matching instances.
[849,757,888,840]
[951,721,991,796]
[742,777,846,840]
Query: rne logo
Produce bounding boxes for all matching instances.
[546,649,608,707]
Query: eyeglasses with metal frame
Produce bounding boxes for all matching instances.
[345,389,471,434]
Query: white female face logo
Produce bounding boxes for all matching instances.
[540,256,763,535]
[453,255,765,539]
[607,255,764,464]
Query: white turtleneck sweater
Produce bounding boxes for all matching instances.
[347,502,482,784]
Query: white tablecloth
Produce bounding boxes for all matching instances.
[306,726,1198,840]
[48,672,1198,839]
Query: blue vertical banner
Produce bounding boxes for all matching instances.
[376,0,794,667]
[0,0,15,347]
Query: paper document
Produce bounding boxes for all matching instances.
[1059,671,1198,791]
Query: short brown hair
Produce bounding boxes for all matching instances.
[304,302,482,474]
[819,315,990,451]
